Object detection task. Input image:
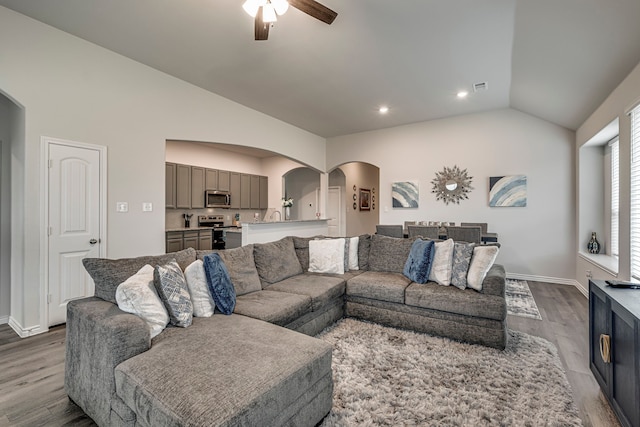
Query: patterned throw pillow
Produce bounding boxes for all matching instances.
[451,242,475,290]
[403,238,435,284]
[203,253,236,315]
[153,259,193,327]
[428,239,455,286]
[309,238,346,274]
[467,245,500,291]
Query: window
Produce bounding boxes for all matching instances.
[631,104,640,279]
[610,137,619,256]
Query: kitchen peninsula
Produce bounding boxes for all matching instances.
[225,219,330,248]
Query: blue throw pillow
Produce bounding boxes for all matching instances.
[403,239,435,284]
[203,253,236,315]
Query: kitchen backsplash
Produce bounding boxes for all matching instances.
[166,208,267,229]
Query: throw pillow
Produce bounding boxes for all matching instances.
[451,242,475,290]
[467,245,500,291]
[308,238,346,274]
[153,259,193,327]
[428,239,455,286]
[83,247,196,304]
[402,238,435,284]
[184,260,215,317]
[357,234,371,270]
[203,253,236,315]
[348,236,359,271]
[115,264,169,339]
[217,244,262,296]
[253,237,303,284]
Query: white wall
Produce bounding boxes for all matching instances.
[165,140,264,173]
[576,60,640,287]
[0,95,12,323]
[335,162,380,236]
[327,109,576,282]
[0,6,326,334]
[284,168,320,220]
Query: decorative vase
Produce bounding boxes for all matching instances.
[588,232,600,254]
[285,206,291,221]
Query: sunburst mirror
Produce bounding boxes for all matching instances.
[431,165,473,205]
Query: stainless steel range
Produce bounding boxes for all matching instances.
[198,215,225,249]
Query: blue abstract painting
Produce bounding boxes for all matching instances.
[489,175,527,207]
[392,181,419,208]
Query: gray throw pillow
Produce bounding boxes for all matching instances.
[368,234,414,273]
[451,242,475,290]
[358,234,371,270]
[83,247,196,304]
[153,259,193,327]
[253,237,303,285]
[217,245,261,296]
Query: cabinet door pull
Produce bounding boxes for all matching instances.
[599,334,611,363]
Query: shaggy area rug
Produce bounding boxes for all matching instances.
[506,279,543,320]
[318,319,581,426]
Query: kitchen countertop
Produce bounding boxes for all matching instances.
[166,226,222,232]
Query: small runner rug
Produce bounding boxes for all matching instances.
[506,279,542,320]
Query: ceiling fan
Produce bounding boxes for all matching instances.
[242,0,338,41]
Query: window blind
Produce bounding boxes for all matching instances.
[631,105,640,279]
[611,138,619,257]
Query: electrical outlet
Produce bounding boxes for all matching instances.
[142,202,153,212]
[586,270,593,279]
[116,202,128,213]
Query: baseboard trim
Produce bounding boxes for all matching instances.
[506,273,588,298]
[0,315,8,325]
[8,317,47,338]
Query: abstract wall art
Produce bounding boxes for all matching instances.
[392,181,419,208]
[489,175,527,207]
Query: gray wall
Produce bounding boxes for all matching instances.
[327,109,576,283]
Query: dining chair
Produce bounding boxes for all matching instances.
[460,222,488,234]
[445,226,482,243]
[403,221,416,235]
[407,225,440,239]
[376,224,404,238]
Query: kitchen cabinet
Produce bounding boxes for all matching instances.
[183,231,199,250]
[205,169,218,190]
[250,175,260,209]
[166,231,184,252]
[230,172,241,209]
[176,164,191,209]
[166,163,177,209]
[191,167,205,209]
[199,229,212,250]
[259,176,268,209]
[218,170,230,192]
[240,174,251,209]
[589,280,640,427]
[166,229,213,252]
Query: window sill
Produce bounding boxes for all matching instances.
[578,251,619,276]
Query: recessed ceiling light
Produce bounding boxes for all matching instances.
[378,106,389,114]
[457,91,469,99]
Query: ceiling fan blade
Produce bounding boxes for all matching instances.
[289,0,337,25]
[254,12,270,40]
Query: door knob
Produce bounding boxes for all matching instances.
[89,239,98,245]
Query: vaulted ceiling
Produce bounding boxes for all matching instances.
[2,0,639,138]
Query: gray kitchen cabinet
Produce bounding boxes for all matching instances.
[250,175,260,209]
[176,164,192,209]
[183,230,199,250]
[165,163,176,209]
[229,172,241,209]
[259,175,268,209]
[165,231,183,252]
[205,168,218,190]
[240,174,251,209]
[198,229,212,250]
[191,166,205,209]
[218,170,230,192]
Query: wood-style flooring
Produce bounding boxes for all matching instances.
[0,281,621,426]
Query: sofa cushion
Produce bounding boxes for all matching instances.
[184,260,216,317]
[234,290,312,326]
[266,274,345,311]
[404,282,507,321]
[217,244,262,296]
[292,236,314,271]
[308,238,345,274]
[153,260,193,327]
[83,247,197,304]
[346,271,412,304]
[253,237,303,285]
[203,253,236,315]
[402,238,435,284]
[368,234,414,273]
[358,234,371,270]
[115,314,332,427]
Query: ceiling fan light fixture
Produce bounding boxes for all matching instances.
[271,0,289,15]
[262,3,278,23]
[242,0,266,17]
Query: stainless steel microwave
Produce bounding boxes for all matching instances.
[205,190,231,208]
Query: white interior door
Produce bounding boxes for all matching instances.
[326,186,342,237]
[48,142,102,326]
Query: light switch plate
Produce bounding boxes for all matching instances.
[142,202,153,212]
[116,202,128,213]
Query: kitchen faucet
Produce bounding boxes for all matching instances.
[270,210,282,221]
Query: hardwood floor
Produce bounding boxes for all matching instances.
[0,282,621,426]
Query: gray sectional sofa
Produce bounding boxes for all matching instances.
[66,233,507,426]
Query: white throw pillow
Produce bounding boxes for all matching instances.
[116,264,169,338]
[467,245,500,291]
[309,238,345,274]
[184,260,216,317]
[428,239,455,286]
[348,236,359,271]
